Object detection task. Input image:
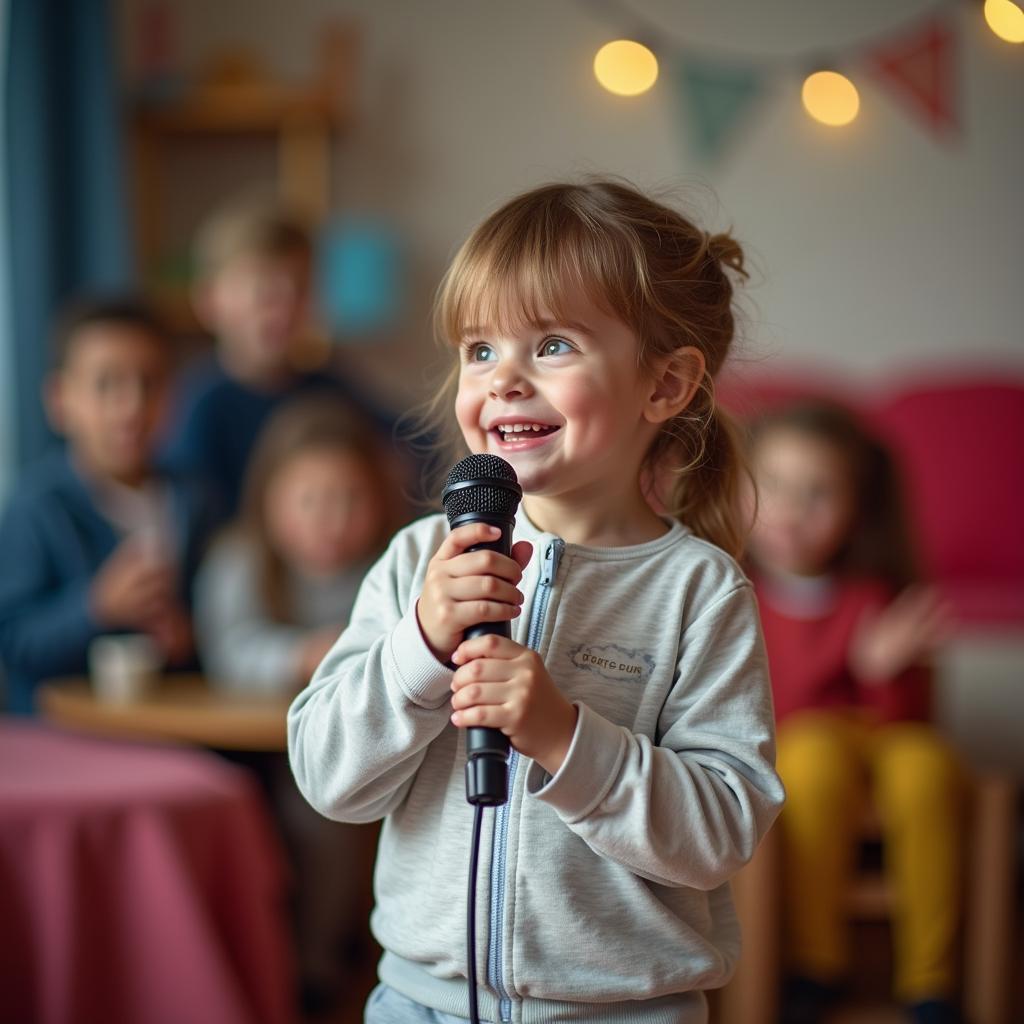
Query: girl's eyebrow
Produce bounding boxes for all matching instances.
[460,318,593,340]
[535,318,593,337]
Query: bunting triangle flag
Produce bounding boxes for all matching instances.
[867,16,957,137]
[675,57,763,161]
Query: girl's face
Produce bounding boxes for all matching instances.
[747,428,857,577]
[264,448,379,576]
[454,285,658,504]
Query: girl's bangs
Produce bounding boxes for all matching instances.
[439,217,628,345]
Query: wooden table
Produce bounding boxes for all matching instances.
[38,675,289,752]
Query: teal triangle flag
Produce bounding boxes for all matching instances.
[676,57,762,162]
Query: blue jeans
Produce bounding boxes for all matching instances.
[364,984,471,1024]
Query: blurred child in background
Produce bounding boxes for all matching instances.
[161,193,394,523]
[196,395,397,692]
[0,298,210,714]
[195,395,401,1013]
[746,401,963,1024]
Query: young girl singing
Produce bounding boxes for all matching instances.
[289,179,785,1023]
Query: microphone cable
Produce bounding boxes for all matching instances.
[467,803,484,1024]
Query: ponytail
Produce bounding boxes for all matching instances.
[648,229,750,558]
[705,231,748,282]
[647,379,749,560]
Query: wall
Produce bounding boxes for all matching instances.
[115,0,1024,407]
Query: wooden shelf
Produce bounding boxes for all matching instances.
[134,87,350,136]
[128,24,357,314]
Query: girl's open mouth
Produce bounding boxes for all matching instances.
[494,422,560,444]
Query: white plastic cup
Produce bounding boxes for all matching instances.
[88,634,162,704]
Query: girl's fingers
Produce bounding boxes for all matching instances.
[449,600,522,630]
[445,576,523,608]
[433,523,502,562]
[450,676,513,709]
[451,634,520,666]
[451,704,506,730]
[451,657,516,691]
[890,590,950,641]
[444,548,524,583]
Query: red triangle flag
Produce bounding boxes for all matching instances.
[868,16,957,137]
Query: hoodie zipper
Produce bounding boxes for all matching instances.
[487,538,564,1023]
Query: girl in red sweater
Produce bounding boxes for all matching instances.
[747,401,962,1024]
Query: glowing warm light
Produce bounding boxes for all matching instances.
[801,70,860,127]
[594,40,659,96]
[984,0,1024,43]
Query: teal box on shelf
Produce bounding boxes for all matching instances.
[317,217,403,341]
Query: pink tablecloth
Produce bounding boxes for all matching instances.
[0,721,295,1024]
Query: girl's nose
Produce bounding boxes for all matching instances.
[488,358,531,400]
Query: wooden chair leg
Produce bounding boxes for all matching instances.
[963,775,1018,1024]
[718,824,782,1024]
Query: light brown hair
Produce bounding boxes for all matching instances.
[429,178,750,557]
[238,397,398,621]
[747,401,919,587]
[193,193,312,282]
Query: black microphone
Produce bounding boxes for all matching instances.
[441,454,523,806]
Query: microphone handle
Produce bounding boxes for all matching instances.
[462,522,514,805]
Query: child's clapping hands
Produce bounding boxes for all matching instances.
[850,585,950,684]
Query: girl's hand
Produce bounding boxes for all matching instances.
[416,524,532,663]
[850,585,951,684]
[450,634,578,776]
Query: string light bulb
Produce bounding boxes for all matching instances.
[984,0,1024,43]
[594,40,659,96]
[801,70,860,127]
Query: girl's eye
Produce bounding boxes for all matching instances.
[540,337,573,357]
[467,343,496,363]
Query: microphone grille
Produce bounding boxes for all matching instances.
[442,454,522,523]
[445,454,518,488]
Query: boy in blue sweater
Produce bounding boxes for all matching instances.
[161,195,395,522]
[0,298,211,713]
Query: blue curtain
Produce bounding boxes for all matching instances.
[3,0,131,468]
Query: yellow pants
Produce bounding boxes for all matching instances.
[776,710,963,1001]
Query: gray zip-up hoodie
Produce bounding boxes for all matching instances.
[288,512,784,1024]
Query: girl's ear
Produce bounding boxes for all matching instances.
[643,347,706,425]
